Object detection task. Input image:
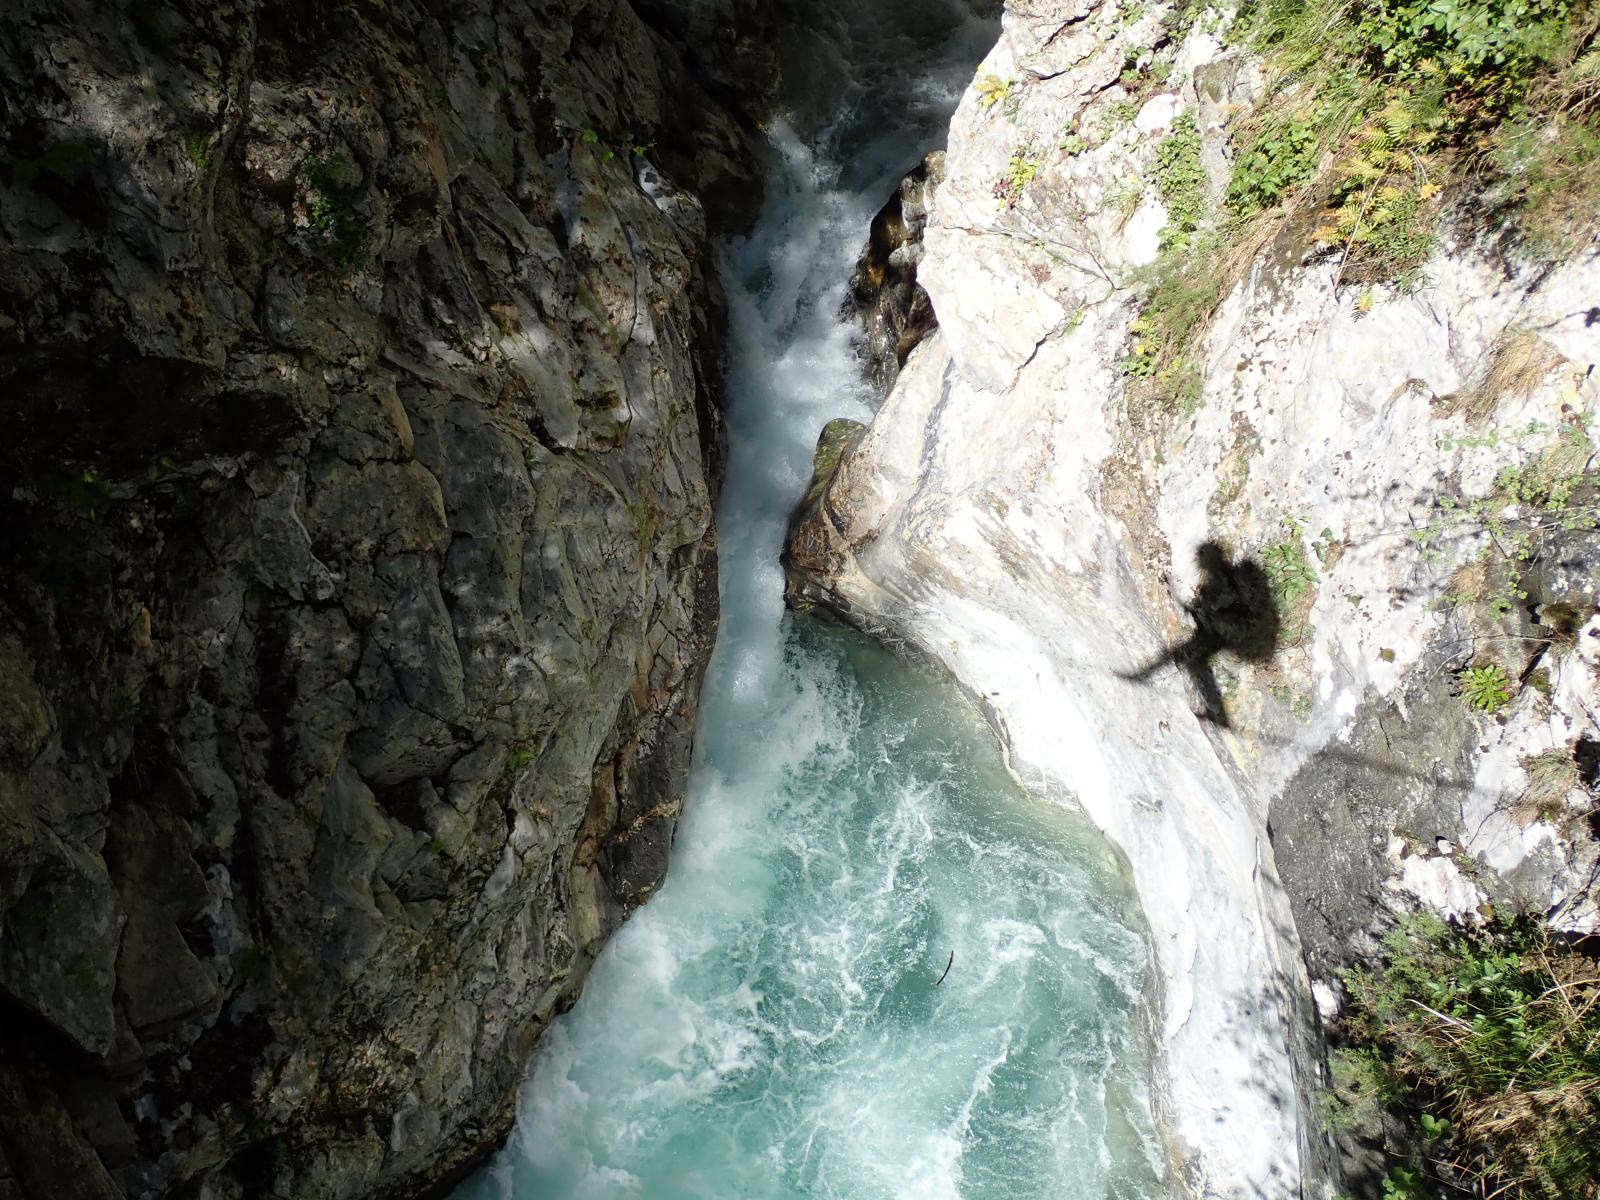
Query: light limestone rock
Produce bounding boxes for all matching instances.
[788,1,1600,1196]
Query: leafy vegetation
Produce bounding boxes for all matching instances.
[1416,410,1598,623]
[1120,0,1599,411]
[976,74,1011,110]
[992,147,1041,209]
[1338,913,1600,1199]
[975,74,1021,120]
[1237,0,1597,263]
[1103,177,1145,221]
[1102,98,1141,135]
[1153,112,1206,250]
[1264,517,1318,605]
[1226,117,1318,214]
[1118,227,1231,412]
[1059,126,1091,156]
[1497,41,1600,254]
[185,131,211,170]
[298,153,367,266]
[1458,662,1514,711]
[556,123,656,165]
[1257,516,1321,644]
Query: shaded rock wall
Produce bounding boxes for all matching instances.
[0,0,762,1196]
[848,153,942,394]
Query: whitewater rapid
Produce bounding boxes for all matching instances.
[452,2,1166,1196]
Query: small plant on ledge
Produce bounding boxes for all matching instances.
[992,147,1041,209]
[1457,663,1513,713]
[975,74,1019,120]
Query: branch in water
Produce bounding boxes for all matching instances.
[934,950,954,987]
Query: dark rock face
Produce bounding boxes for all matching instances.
[783,418,867,610]
[0,1,765,1196]
[631,0,779,123]
[848,155,942,394]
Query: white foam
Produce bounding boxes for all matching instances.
[447,2,1170,1197]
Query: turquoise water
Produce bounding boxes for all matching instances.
[454,2,1165,1196]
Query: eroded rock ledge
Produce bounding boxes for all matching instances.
[0,1,767,1196]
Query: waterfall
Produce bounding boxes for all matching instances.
[452,2,1167,1195]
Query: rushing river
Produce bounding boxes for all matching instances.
[455,1,1165,1196]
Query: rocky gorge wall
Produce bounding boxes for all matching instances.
[789,1,1600,1196]
[0,1,769,1196]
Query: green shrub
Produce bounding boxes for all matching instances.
[1227,117,1319,215]
[185,131,210,169]
[1119,233,1230,410]
[1496,33,1600,254]
[1417,413,1597,622]
[1122,0,1594,423]
[1344,0,1573,102]
[1126,0,1600,428]
[1241,0,1575,109]
[992,147,1040,209]
[1059,131,1091,156]
[1264,518,1319,604]
[1119,317,1160,377]
[1102,99,1140,132]
[299,153,368,266]
[1233,0,1592,259]
[975,74,1019,119]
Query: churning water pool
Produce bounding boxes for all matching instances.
[453,1,1166,1195]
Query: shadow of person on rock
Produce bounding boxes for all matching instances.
[1121,541,1280,728]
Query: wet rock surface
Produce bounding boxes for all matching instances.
[0,1,766,1196]
[848,155,942,394]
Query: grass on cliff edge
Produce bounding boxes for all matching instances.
[1333,912,1600,1200]
[1125,0,1600,412]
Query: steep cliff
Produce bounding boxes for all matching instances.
[0,0,763,1196]
[788,0,1599,1196]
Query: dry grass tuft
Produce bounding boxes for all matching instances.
[1447,555,1490,604]
[1451,331,1569,424]
[1517,746,1583,825]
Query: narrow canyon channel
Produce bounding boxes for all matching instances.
[456,2,1166,1196]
